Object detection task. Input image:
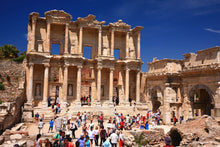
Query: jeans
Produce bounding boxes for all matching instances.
[77,120,80,127]
[100,138,106,146]
[95,135,99,146]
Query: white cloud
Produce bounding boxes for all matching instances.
[205,28,220,34]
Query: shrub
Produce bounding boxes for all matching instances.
[0,82,5,90]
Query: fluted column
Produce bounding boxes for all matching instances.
[27,63,34,104]
[137,31,140,59]
[136,70,140,103]
[125,31,129,58]
[109,68,114,101]
[59,66,63,99]
[125,68,130,102]
[79,26,83,54]
[46,21,51,53]
[98,27,102,56]
[76,66,82,101]
[31,17,37,51]
[62,65,68,103]
[42,64,50,107]
[97,67,102,101]
[111,28,114,56]
[64,23,69,54]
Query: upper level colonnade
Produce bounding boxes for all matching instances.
[27,10,143,60]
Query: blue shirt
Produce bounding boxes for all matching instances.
[77,137,86,147]
[49,120,54,127]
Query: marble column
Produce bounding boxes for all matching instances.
[137,31,141,59]
[79,26,83,54]
[46,21,51,53]
[27,63,34,104]
[98,27,102,56]
[125,68,130,102]
[62,65,68,106]
[136,70,140,103]
[125,32,129,58]
[76,66,82,101]
[111,28,114,56]
[97,67,102,102]
[42,64,49,107]
[59,66,63,99]
[31,17,37,51]
[64,23,69,54]
[109,68,114,102]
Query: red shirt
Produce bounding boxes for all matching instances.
[77,113,80,116]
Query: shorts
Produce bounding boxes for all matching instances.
[49,126,53,131]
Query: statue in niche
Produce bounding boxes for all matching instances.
[35,83,41,96]
[68,84,73,96]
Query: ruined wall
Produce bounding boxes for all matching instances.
[0,60,26,134]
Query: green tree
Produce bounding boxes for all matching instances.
[0,44,20,59]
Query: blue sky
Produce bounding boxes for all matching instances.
[0,0,220,72]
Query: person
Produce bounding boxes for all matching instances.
[48,119,54,133]
[34,134,42,147]
[38,119,44,135]
[59,131,66,146]
[65,132,75,147]
[180,115,184,124]
[116,97,119,105]
[157,114,160,125]
[44,138,52,147]
[70,121,77,139]
[100,126,107,146]
[140,121,145,129]
[63,116,67,130]
[77,133,86,147]
[53,130,62,147]
[84,136,91,147]
[109,129,118,147]
[94,126,99,146]
[35,112,40,125]
[103,137,111,147]
[119,130,124,147]
[89,120,94,130]
[173,116,177,126]
[48,96,51,107]
[163,136,174,147]
[129,97,132,106]
[152,116,156,128]
[56,95,59,105]
[88,126,95,144]
[133,102,136,111]
[87,97,91,106]
[145,120,149,130]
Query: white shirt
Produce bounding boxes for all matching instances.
[116,116,120,123]
[110,133,118,144]
[119,133,124,141]
[63,117,66,124]
[88,130,95,139]
[89,123,94,128]
[94,129,99,135]
[38,122,44,128]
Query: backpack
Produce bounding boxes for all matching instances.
[100,129,107,138]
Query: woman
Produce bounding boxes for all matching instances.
[84,136,91,147]
[44,138,52,147]
[145,120,149,130]
[94,126,99,146]
[34,134,42,147]
[119,130,124,147]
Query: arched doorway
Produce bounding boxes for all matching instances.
[151,86,163,112]
[189,85,214,116]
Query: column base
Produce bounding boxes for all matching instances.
[61,102,68,109]
[42,101,48,108]
[75,101,81,107]
[109,102,114,108]
[22,102,33,122]
[95,101,102,107]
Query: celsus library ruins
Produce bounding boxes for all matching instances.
[1,9,220,143]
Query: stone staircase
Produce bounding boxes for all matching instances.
[33,104,148,123]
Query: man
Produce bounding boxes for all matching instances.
[88,126,95,144]
[35,112,40,125]
[53,130,62,147]
[63,116,67,130]
[38,119,44,135]
[70,121,77,139]
[48,119,54,133]
[109,129,118,147]
[77,133,86,147]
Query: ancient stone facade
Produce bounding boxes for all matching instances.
[141,47,220,124]
[26,10,143,108]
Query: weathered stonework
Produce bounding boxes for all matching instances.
[26,10,143,108]
[141,47,220,124]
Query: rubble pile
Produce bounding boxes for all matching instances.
[167,115,220,146]
[0,123,34,147]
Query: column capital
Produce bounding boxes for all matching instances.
[64,64,69,68]
[110,68,114,71]
[66,23,70,27]
[126,68,130,72]
[29,63,34,67]
[43,63,50,67]
[77,65,83,69]
[97,66,102,70]
[32,17,37,23]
